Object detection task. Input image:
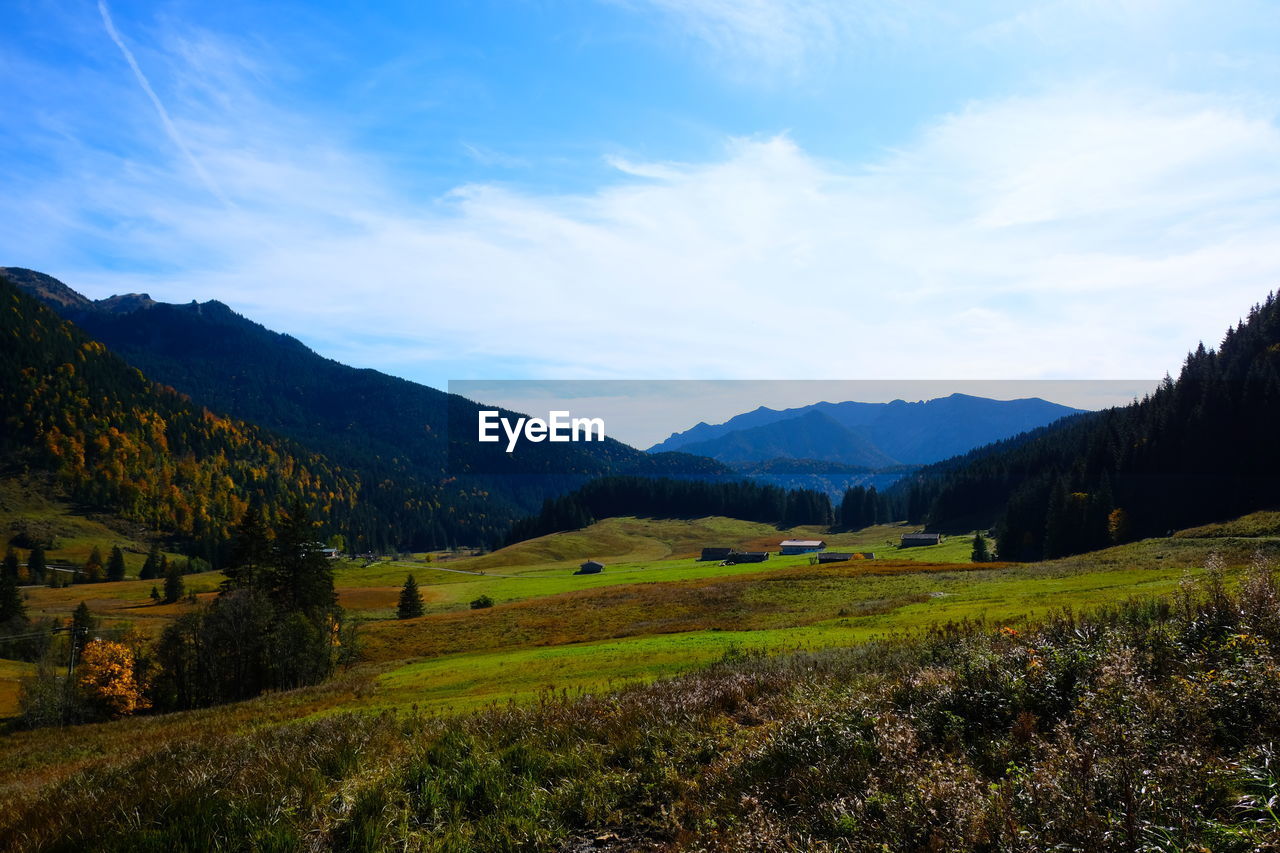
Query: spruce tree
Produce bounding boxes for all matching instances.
[264,500,335,616]
[0,573,25,624]
[222,505,270,592]
[106,546,127,582]
[1,546,18,580]
[71,601,97,636]
[971,532,990,563]
[162,561,184,604]
[139,544,161,580]
[83,546,104,582]
[27,545,46,585]
[397,574,424,619]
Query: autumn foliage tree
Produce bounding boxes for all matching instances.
[76,639,149,719]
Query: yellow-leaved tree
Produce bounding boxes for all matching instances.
[77,639,149,718]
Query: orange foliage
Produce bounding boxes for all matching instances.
[76,639,150,718]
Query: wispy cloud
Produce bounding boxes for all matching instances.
[614,0,919,74]
[6,14,1280,389]
[96,1,232,208]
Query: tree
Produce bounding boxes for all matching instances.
[163,561,185,604]
[470,594,494,610]
[76,639,149,718]
[27,545,46,585]
[106,546,126,582]
[150,585,160,603]
[0,574,25,624]
[971,532,991,563]
[397,574,424,619]
[222,505,271,592]
[139,544,161,580]
[263,500,335,617]
[82,546,104,582]
[1107,508,1131,545]
[72,601,98,636]
[1,546,18,580]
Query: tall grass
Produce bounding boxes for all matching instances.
[6,555,1280,850]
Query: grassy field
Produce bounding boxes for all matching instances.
[5,507,1280,805]
[0,659,35,718]
[0,474,188,587]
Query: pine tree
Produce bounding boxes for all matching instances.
[397,574,424,619]
[71,601,97,636]
[27,545,46,585]
[139,544,161,580]
[162,561,184,604]
[971,532,991,563]
[149,585,160,603]
[222,505,271,592]
[83,546,104,582]
[106,546,127,582]
[0,573,25,624]
[264,500,335,617]
[1,546,18,580]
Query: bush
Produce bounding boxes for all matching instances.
[470,595,494,610]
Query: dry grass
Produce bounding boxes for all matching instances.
[357,560,1000,664]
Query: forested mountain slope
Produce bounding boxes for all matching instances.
[2,269,726,552]
[895,293,1280,559]
[0,277,362,560]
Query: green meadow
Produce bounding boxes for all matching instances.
[6,510,1278,726]
[4,507,1280,812]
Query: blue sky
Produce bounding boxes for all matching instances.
[3,0,1280,389]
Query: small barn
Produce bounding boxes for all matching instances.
[728,551,770,563]
[900,533,942,548]
[699,547,733,562]
[780,539,826,555]
[575,559,605,575]
[818,551,876,563]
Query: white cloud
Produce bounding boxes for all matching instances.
[7,22,1280,388]
[613,0,920,74]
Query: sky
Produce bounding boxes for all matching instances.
[3,0,1280,393]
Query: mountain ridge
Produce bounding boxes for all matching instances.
[650,392,1084,466]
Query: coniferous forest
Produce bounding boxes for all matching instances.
[889,293,1280,559]
[504,475,835,544]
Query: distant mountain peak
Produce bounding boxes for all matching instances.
[1,266,159,316]
[649,392,1084,466]
[0,267,93,311]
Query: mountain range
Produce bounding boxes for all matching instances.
[2,265,1128,557]
[0,268,724,553]
[649,394,1084,467]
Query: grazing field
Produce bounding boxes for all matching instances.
[0,659,34,718]
[6,511,1280,809]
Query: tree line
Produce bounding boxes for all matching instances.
[14,501,345,724]
[505,476,836,544]
[885,292,1280,560]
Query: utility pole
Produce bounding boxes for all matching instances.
[61,625,84,726]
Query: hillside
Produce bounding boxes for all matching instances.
[650,393,1083,464]
[680,409,899,467]
[2,268,728,551]
[0,277,369,558]
[896,292,1280,559]
[3,511,1279,848]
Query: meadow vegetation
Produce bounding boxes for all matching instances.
[3,554,1280,850]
